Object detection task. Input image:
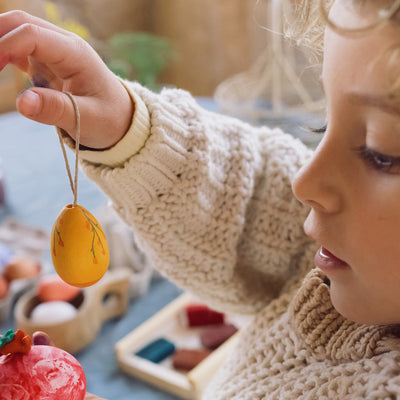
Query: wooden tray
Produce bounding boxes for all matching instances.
[115,292,252,400]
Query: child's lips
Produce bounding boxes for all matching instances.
[314,246,350,271]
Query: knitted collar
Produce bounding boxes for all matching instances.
[289,268,400,363]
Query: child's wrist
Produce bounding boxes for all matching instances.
[72,82,151,167]
[103,78,136,150]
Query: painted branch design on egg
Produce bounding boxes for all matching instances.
[52,215,64,254]
[81,206,107,263]
[52,208,106,262]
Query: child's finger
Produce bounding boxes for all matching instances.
[0,10,75,38]
[16,87,83,138]
[0,23,95,82]
[32,331,54,346]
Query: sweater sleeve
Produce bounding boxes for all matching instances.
[79,80,316,315]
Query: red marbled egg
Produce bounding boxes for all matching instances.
[0,345,86,400]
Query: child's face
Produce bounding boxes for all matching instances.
[292,0,400,325]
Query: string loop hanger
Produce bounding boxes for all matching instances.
[52,93,110,288]
[57,92,81,208]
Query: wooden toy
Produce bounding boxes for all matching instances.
[200,323,238,350]
[51,92,109,288]
[0,329,86,400]
[182,303,225,327]
[115,292,253,400]
[171,349,212,371]
[14,269,130,354]
[135,338,176,363]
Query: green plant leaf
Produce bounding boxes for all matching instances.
[107,32,175,89]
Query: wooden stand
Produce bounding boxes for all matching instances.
[214,0,324,118]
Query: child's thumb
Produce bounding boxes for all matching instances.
[16,88,79,139]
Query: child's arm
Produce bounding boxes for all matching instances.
[79,82,317,315]
[2,11,316,315]
[0,10,133,149]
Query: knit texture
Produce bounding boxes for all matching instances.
[204,268,400,399]
[77,81,400,399]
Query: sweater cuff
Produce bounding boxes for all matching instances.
[57,78,151,168]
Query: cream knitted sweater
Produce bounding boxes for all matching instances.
[69,81,400,399]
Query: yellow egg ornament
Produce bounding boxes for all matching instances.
[51,204,109,287]
[51,92,110,288]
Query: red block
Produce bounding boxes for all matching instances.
[172,348,212,371]
[183,303,225,327]
[200,323,238,350]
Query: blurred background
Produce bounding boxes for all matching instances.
[0,0,323,126]
[0,0,272,109]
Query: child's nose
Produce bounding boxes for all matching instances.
[292,138,343,214]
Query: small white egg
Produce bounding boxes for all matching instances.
[30,301,77,325]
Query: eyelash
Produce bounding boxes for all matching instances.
[356,147,400,174]
[310,124,327,134]
[310,124,400,174]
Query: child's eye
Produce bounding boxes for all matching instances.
[310,124,327,134]
[356,146,400,174]
[306,124,400,174]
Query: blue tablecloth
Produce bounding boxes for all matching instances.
[0,111,183,399]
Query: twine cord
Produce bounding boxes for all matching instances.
[57,92,80,207]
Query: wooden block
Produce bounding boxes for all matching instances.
[183,303,224,327]
[136,338,176,363]
[200,323,238,350]
[172,349,212,371]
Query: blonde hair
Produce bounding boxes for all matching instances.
[284,0,334,54]
[285,0,400,54]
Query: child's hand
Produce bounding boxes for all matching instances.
[0,10,133,149]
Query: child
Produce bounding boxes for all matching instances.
[2,0,400,398]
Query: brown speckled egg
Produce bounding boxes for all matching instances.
[4,257,41,281]
[0,275,8,299]
[38,274,81,302]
